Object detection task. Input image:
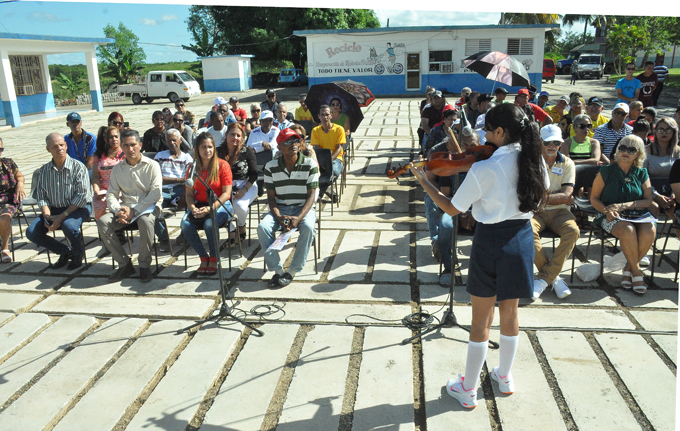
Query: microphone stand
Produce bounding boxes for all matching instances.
[403,174,498,349]
[179,172,263,336]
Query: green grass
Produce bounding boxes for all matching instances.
[607,67,680,88]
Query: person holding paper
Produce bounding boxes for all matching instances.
[590,135,655,294]
[97,129,163,283]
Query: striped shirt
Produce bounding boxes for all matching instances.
[654,65,669,83]
[35,155,92,209]
[593,121,632,158]
[263,153,319,206]
[154,150,193,190]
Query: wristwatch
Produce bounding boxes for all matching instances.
[63,210,70,217]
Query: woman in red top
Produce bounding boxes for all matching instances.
[181,132,233,275]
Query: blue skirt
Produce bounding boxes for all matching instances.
[466,219,534,301]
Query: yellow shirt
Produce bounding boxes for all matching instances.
[295,106,314,122]
[570,114,607,138]
[544,105,565,124]
[311,124,346,162]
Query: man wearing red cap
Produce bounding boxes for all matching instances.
[515,89,552,127]
[258,128,319,288]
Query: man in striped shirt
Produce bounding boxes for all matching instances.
[594,103,633,164]
[257,128,319,288]
[27,133,92,270]
[653,61,669,107]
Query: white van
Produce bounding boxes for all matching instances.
[118,70,202,104]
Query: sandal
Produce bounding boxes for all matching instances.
[621,270,632,289]
[197,257,209,275]
[632,276,647,295]
[1,249,11,264]
[205,257,218,275]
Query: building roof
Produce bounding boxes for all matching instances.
[0,32,113,44]
[294,24,559,36]
[198,54,256,60]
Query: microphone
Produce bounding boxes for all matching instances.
[184,162,198,187]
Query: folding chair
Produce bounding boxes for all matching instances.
[316,148,339,215]
[183,213,242,271]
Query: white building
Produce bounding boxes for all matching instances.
[294,24,558,95]
[0,32,113,127]
[200,54,254,92]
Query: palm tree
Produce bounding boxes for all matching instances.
[182,27,216,58]
[562,15,609,45]
[499,13,561,44]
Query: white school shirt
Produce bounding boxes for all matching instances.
[451,143,549,224]
[247,126,279,154]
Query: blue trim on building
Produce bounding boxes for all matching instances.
[0,32,113,44]
[295,24,559,36]
[2,100,21,127]
[91,90,103,111]
[198,54,255,60]
[1,93,56,124]
[204,77,244,92]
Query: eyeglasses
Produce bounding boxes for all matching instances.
[576,123,593,129]
[542,141,561,147]
[153,117,164,122]
[626,67,636,71]
[330,102,341,107]
[612,110,627,117]
[219,109,228,113]
[0,148,4,152]
[618,144,638,154]
[175,103,184,106]
[656,127,673,135]
[267,94,275,98]
[172,118,183,122]
[280,138,299,147]
[111,121,123,126]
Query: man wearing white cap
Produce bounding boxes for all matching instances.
[593,102,633,164]
[544,95,570,125]
[531,124,578,300]
[247,110,279,154]
[204,97,236,128]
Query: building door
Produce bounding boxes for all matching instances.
[406,53,420,91]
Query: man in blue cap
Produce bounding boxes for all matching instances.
[64,112,96,170]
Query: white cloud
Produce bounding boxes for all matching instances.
[26,12,70,23]
[374,10,499,28]
[161,14,178,22]
[141,18,158,26]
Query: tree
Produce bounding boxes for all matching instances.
[97,23,146,84]
[185,7,380,70]
[55,72,86,99]
[561,15,609,45]
[607,23,650,74]
[612,16,677,66]
[546,30,595,56]
[499,13,561,44]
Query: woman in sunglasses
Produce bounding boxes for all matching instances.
[329,97,351,138]
[591,135,655,294]
[245,104,261,135]
[107,112,125,131]
[92,126,125,220]
[0,137,26,263]
[561,114,601,165]
[645,117,680,217]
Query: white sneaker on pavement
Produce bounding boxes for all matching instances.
[552,276,572,299]
[446,374,478,408]
[532,279,548,299]
[491,366,515,394]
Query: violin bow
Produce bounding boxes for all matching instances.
[444,125,462,153]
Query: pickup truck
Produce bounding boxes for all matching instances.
[118,70,201,105]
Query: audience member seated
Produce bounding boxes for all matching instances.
[245,104,261,135]
[590,135,655,295]
[420,90,447,150]
[107,111,125,132]
[515,89,552,127]
[0,137,26,263]
[181,132,233,276]
[560,114,601,165]
[28,133,92,270]
[175,99,196,133]
[142,111,190,153]
[172,111,194,150]
[330,97,351,138]
[531,125,578,300]
[97,129,162,283]
[229,96,247,127]
[424,108,457,154]
[645,117,680,218]
[578,97,608,138]
[544,95,569,125]
[261,89,279,116]
[311,104,345,202]
[274,103,293,130]
[594,103,632,164]
[92,126,125,219]
[247,111,279,154]
[217,123,257,243]
[626,101,644,126]
[258,127,319,288]
[154,129,193,251]
[295,93,313,122]
[202,111,228,147]
[64,112,96,170]
[669,158,680,227]
[162,108,173,130]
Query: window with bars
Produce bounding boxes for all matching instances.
[464,39,491,56]
[507,38,534,56]
[9,55,45,96]
[429,50,453,72]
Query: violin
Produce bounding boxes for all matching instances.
[386,144,496,179]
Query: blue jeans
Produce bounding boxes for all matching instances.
[27,205,91,259]
[155,184,185,241]
[332,158,343,178]
[424,194,441,244]
[180,201,232,258]
[439,213,454,272]
[257,205,316,274]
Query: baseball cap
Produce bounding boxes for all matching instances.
[214,97,226,105]
[477,93,493,103]
[432,90,443,98]
[259,110,274,120]
[494,87,508,94]
[539,91,549,98]
[613,102,630,114]
[66,112,81,122]
[588,97,604,107]
[266,89,276,95]
[229,96,239,103]
[518,88,530,97]
[276,128,302,145]
[540,124,563,143]
[558,95,570,104]
[528,84,537,94]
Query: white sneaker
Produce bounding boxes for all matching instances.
[532,279,548,299]
[446,374,478,408]
[491,366,515,394]
[640,255,650,267]
[552,276,572,299]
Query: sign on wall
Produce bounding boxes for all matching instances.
[313,42,406,76]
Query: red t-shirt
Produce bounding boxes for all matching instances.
[527,103,548,122]
[232,108,247,122]
[187,158,232,202]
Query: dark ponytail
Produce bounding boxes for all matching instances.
[484,104,546,213]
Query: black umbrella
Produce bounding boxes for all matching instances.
[463,51,530,89]
[305,83,364,133]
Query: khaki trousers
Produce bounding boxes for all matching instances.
[97,208,159,268]
[531,208,580,284]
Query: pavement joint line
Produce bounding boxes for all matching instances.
[411,330,427,430]
[480,362,503,431]
[526,331,578,430]
[639,333,677,377]
[0,314,56,366]
[364,231,381,283]
[584,332,655,430]
[317,230,346,283]
[338,326,365,431]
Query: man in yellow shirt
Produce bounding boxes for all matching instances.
[544,95,569,125]
[295,93,314,122]
[311,105,345,201]
[570,96,607,138]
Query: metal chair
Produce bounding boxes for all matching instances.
[316,148,339,215]
[262,224,318,274]
[183,213,242,272]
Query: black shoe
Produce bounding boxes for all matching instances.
[158,240,170,253]
[175,232,186,246]
[67,255,83,270]
[278,272,293,287]
[116,230,127,244]
[108,260,135,282]
[51,253,71,270]
[139,266,153,283]
[268,273,282,288]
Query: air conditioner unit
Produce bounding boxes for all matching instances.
[440,63,454,73]
[23,84,35,95]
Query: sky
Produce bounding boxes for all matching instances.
[0,2,608,66]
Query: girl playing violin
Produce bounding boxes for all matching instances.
[409,103,548,408]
